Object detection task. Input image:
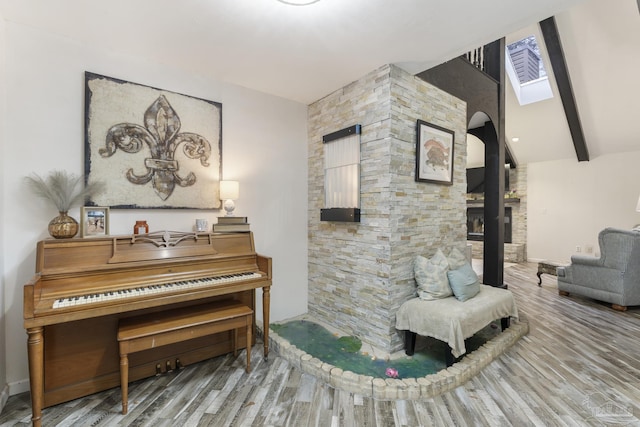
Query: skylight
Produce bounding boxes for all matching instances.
[506,35,553,105]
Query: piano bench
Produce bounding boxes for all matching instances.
[117,301,253,415]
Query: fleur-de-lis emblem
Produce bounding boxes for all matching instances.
[99,95,211,201]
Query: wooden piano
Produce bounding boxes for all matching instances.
[23,231,272,427]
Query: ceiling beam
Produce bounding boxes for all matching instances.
[539,17,590,161]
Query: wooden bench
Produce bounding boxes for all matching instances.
[117,301,253,415]
[536,260,564,286]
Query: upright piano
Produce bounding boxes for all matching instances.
[23,231,272,427]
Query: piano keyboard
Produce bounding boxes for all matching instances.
[52,271,263,309]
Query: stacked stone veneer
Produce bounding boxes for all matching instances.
[308,64,468,354]
[510,164,527,248]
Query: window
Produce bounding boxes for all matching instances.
[506,35,553,105]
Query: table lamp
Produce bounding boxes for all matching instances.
[219,180,239,216]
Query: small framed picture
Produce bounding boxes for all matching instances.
[415,119,455,185]
[81,206,110,237]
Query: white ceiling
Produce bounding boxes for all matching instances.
[0,0,637,164]
[505,0,640,164]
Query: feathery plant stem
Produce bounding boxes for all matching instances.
[25,170,105,212]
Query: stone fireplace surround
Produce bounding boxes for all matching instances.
[466,165,527,263]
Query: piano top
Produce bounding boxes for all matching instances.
[24,231,272,327]
[36,231,257,276]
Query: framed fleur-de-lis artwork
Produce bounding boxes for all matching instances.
[84,72,222,209]
[415,119,454,185]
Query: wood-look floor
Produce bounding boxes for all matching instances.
[2,262,640,426]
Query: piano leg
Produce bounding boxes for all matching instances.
[262,286,270,358]
[26,327,44,427]
[120,353,129,415]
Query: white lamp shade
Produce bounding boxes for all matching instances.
[219,180,239,200]
[636,195,640,212]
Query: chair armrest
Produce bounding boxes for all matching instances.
[569,254,603,267]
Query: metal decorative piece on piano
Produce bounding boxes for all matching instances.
[23,230,272,427]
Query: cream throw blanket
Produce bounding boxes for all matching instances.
[396,285,519,357]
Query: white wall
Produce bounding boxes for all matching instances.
[0,10,8,411]
[527,150,640,263]
[2,22,308,395]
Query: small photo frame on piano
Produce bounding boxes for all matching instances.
[81,206,110,237]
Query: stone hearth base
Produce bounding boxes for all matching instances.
[257,318,528,400]
[468,240,526,263]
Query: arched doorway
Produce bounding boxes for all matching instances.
[467,112,505,286]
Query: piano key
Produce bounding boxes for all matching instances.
[52,271,262,309]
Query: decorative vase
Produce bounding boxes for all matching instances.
[133,220,149,234]
[48,212,79,239]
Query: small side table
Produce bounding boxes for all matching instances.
[536,261,563,286]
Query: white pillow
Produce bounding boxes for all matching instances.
[447,247,468,270]
[414,249,452,300]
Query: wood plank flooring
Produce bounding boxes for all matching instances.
[2,262,640,426]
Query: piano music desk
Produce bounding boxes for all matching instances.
[117,301,253,415]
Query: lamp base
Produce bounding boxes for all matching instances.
[223,199,236,216]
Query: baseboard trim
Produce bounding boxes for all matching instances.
[8,378,29,396]
[0,383,9,414]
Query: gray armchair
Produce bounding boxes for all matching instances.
[557,227,640,311]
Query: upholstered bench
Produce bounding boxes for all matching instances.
[117,301,253,415]
[396,285,518,366]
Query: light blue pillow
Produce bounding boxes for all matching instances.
[447,263,480,302]
[414,250,452,300]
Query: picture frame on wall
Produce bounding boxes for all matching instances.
[81,206,110,237]
[415,119,455,185]
[84,72,223,209]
